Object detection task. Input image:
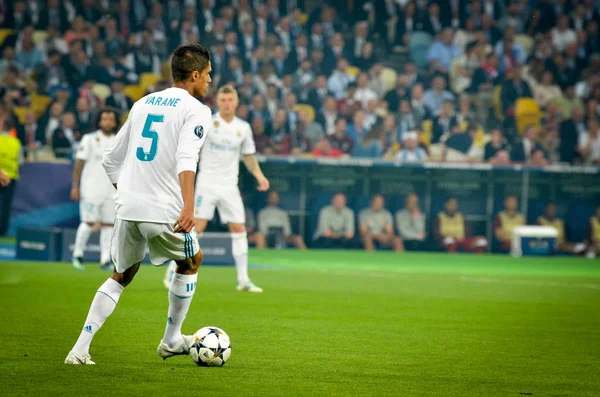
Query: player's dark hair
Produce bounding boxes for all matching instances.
[95,107,121,133]
[171,44,211,82]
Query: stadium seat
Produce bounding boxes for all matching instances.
[32,30,48,46]
[13,107,28,124]
[380,67,398,92]
[123,85,146,102]
[0,28,13,47]
[91,84,111,101]
[492,85,504,121]
[139,73,162,90]
[515,35,534,57]
[30,94,52,117]
[294,104,316,122]
[409,32,432,69]
[345,66,360,77]
[514,98,541,135]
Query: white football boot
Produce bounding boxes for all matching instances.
[236,281,263,293]
[156,335,194,360]
[64,350,95,365]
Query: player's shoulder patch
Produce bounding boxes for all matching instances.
[194,125,204,139]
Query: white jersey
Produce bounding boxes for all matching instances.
[102,87,211,223]
[76,130,115,200]
[197,113,255,187]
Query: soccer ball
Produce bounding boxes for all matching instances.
[189,326,231,367]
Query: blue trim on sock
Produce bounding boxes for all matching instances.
[96,290,117,305]
[169,291,193,299]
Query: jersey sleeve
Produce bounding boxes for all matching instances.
[102,109,133,184]
[177,103,210,175]
[75,135,91,161]
[241,122,256,155]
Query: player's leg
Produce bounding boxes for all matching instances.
[147,222,203,358]
[99,198,116,270]
[72,200,98,270]
[65,220,146,364]
[220,187,262,292]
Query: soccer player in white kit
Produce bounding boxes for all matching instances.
[65,44,212,365]
[70,109,119,271]
[163,85,269,292]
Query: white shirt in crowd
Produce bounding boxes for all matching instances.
[102,87,210,223]
[551,27,576,52]
[76,130,115,200]
[197,113,256,187]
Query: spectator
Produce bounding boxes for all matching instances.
[434,198,488,253]
[554,85,584,120]
[313,139,343,158]
[537,202,586,255]
[397,100,418,135]
[495,27,527,67]
[307,75,331,111]
[559,107,586,164]
[395,131,428,163]
[327,58,354,99]
[346,109,369,143]
[587,206,600,259]
[359,195,403,252]
[293,60,314,100]
[251,116,273,155]
[258,190,306,249]
[40,102,64,144]
[37,0,69,33]
[245,205,265,249]
[51,112,80,159]
[269,109,289,154]
[532,71,563,109]
[423,3,445,37]
[15,29,44,75]
[442,124,479,161]
[552,15,577,52]
[329,118,354,155]
[74,97,94,135]
[542,125,561,163]
[499,1,526,33]
[510,125,544,163]
[484,128,509,161]
[495,195,525,252]
[426,28,460,76]
[352,124,383,159]
[314,193,355,249]
[451,41,480,94]
[469,52,499,124]
[4,1,33,31]
[410,83,431,125]
[355,42,375,72]
[281,125,311,156]
[315,96,339,136]
[489,149,512,166]
[431,101,458,144]
[297,109,325,148]
[20,109,45,155]
[384,75,411,115]
[423,76,455,116]
[529,148,549,167]
[106,80,133,113]
[0,47,19,77]
[395,193,427,251]
[578,118,600,165]
[354,73,377,109]
[249,93,272,127]
[0,118,21,236]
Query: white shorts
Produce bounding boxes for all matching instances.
[194,184,245,224]
[80,197,115,224]
[110,218,200,273]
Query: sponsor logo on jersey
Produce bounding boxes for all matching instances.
[237,130,242,137]
[214,120,219,128]
[194,125,204,138]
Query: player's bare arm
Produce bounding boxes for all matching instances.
[242,154,270,191]
[70,159,84,201]
[174,170,196,233]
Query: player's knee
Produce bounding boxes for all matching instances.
[229,223,246,233]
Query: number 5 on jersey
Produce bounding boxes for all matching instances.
[136,114,164,162]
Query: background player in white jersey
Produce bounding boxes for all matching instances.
[65,44,212,365]
[164,85,269,292]
[70,109,119,271]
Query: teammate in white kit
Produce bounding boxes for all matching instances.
[65,44,212,365]
[70,109,119,271]
[163,85,269,292]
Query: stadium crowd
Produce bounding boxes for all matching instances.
[0,0,599,165]
[0,0,600,255]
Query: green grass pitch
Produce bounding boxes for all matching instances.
[0,250,599,396]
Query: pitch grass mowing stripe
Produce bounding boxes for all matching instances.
[0,252,599,396]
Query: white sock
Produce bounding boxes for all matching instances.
[163,272,198,347]
[100,226,113,264]
[164,261,177,284]
[232,232,249,284]
[72,278,124,356]
[73,222,93,258]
